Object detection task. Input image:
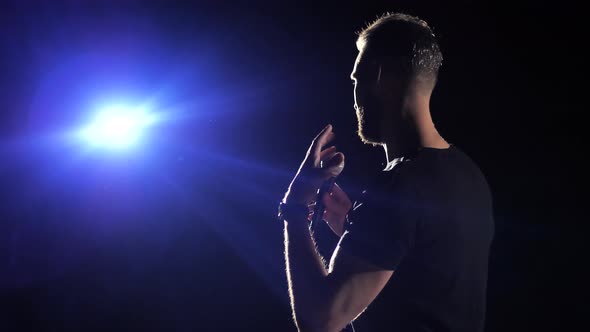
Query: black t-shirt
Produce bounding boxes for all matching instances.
[338,145,494,332]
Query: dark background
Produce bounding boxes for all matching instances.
[0,1,584,331]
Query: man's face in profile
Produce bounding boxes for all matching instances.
[351,48,384,146]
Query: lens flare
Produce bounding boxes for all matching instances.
[79,105,158,149]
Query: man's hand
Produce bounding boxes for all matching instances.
[283,124,345,205]
[319,183,352,237]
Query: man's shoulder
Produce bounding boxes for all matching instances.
[397,146,486,180]
[381,146,492,205]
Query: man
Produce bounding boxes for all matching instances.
[279,13,494,332]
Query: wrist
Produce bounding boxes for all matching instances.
[283,187,315,206]
[277,201,310,223]
[286,173,323,204]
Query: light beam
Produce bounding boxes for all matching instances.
[79,105,158,149]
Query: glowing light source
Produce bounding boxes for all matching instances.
[79,105,158,149]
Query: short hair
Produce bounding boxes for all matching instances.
[356,13,443,83]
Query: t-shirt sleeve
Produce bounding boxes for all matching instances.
[337,182,418,271]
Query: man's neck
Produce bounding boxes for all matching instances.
[382,96,449,166]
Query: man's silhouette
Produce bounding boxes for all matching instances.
[280,13,494,332]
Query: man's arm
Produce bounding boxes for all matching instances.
[282,124,393,331]
[284,218,393,332]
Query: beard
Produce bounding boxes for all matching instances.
[356,103,384,146]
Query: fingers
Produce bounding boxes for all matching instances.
[330,183,348,201]
[309,208,341,226]
[322,152,345,177]
[314,124,335,144]
[312,124,332,141]
[322,208,346,237]
[323,152,344,168]
[320,183,346,208]
[320,146,337,164]
[308,183,349,237]
[313,124,336,161]
[323,210,339,224]
[290,125,340,205]
[321,183,352,210]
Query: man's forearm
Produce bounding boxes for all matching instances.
[284,218,334,330]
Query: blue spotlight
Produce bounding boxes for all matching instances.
[79,105,159,149]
